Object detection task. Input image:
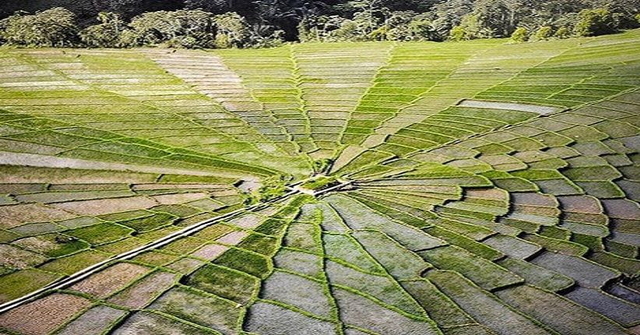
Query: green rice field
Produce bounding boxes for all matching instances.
[0,29,639,334]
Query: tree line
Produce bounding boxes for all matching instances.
[0,0,639,48]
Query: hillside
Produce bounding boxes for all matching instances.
[0,30,639,334]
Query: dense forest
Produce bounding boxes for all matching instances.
[1,0,639,48]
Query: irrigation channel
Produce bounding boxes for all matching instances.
[0,180,354,314]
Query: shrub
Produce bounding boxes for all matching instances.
[554,26,570,39]
[449,25,466,41]
[313,159,333,174]
[408,16,437,41]
[534,26,553,41]
[213,12,252,48]
[510,27,528,42]
[574,8,618,37]
[0,7,78,47]
[449,14,493,41]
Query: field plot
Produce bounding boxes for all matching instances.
[1,30,640,335]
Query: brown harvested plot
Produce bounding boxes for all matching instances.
[69,262,151,299]
[558,195,601,213]
[0,293,92,335]
[133,183,228,191]
[0,203,76,229]
[52,196,158,216]
[0,244,48,269]
[216,231,248,245]
[0,152,214,179]
[108,271,178,309]
[153,192,209,205]
[0,165,157,184]
[601,199,640,220]
[166,257,206,274]
[228,213,263,229]
[191,244,229,260]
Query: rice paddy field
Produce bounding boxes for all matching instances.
[0,29,639,335]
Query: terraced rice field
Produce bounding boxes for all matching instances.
[0,30,639,334]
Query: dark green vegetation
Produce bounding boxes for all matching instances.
[0,30,639,335]
[1,0,640,48]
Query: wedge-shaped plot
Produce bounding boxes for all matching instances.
[352,230,430,279]
[245,301,338,335]
[496,285,628,335]
[284,221,322,253]
[323,233,384,274]
[418,246,523,291]
[112,311,216,335]
[333,288,440,335]
[326,260,425,317]
[327,195,445,250]
[482,235,542,259]
[424,226,504,261]
[401,279,476,329]
[261,271,334,319]
[530,251,620,288]
[497,258,574,292]
[273,248,323,278]
[565,287,640,327]
[427,270,552,335]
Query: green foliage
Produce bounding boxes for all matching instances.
[554,26,571,38]
[0,7,78,47]
[213,12,250,48]
[301,9,440,42]
[213,248,270,278]
[0,1,636,47]
[81,12,130,47]
[301,176,339,191]
[243,175,289,205]
[128,9,216,48]
[449,14,492,41]
[574,8,618,37]
[510,27,528,42]
[534,26,553,40]
[313,158,333,174]
[449,25,466,41]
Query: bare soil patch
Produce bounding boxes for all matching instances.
[191,244,229,260]
[0,293,91,335]
[0,203,76,229]
[70,262,151,299]
[108,271,178,309]
[52,196,157,216]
